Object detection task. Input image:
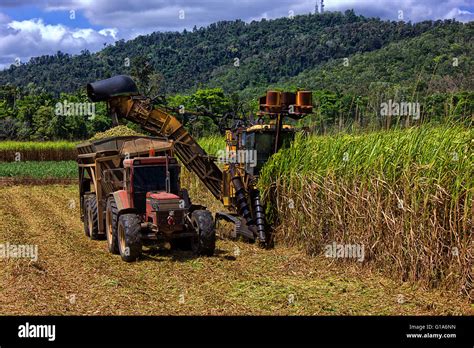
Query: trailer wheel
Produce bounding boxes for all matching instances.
[83,196,91,237]
[117,214,142,262]
[105,197,119,254]
[191,210,215,256]
[84,195,100,240]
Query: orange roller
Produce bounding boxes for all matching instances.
[266,91,281,106]
[296,91,312,107]
[280,92,296,106]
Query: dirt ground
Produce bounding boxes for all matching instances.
[0,185,471,315]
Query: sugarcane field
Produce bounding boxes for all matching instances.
[0,0,473,346]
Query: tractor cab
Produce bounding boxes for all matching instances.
[123,157,186,230]
[123,157,180,208]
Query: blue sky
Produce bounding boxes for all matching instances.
[0,0,473,69]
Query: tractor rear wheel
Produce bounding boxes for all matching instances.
[84,195,100,240]
[105,196,119,254]
[117,213,142,262]
[191,210,216,256]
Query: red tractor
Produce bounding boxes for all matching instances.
[77,136,216,262]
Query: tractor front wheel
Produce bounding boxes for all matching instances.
[117,213,142,262]
[191,210,216,256]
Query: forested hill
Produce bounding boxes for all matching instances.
[235,21,473,101]
[0,10,470,96]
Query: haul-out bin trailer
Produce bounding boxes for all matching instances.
[77,135,216,262]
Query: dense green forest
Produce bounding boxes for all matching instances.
[235,22,473,97]
[0,11,472,140]
[1,11,472,95]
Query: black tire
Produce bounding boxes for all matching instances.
[83,197,90,237]
[117,213,142,262]
[191,210,216,256]
[106,196,120,254]
[84,195,100,240]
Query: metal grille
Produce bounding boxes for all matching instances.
[156,210,185,225]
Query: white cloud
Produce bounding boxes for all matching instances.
[36,0,473,30]
[0,16,116,69]
[444,7,474,21]
[0,12,10,23]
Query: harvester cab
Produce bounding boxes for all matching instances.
[232,124,296,177]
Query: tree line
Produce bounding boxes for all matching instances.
[1,82,470,141]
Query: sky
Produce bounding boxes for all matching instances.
[0,0,473,69]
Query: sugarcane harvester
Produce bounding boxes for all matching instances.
[86,75,313,246]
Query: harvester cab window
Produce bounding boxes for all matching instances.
[249,132,272,175]
[247,131,295,175]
